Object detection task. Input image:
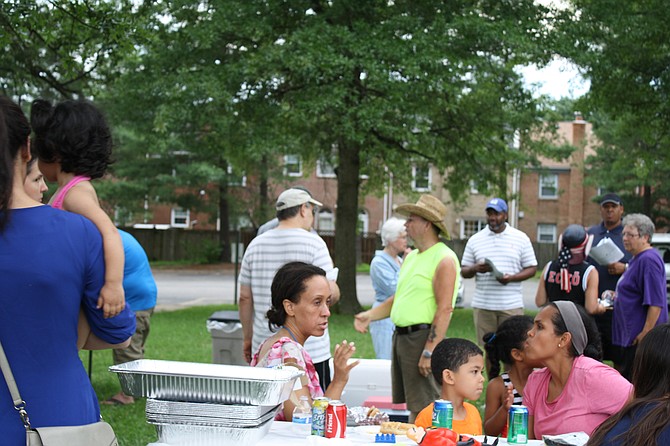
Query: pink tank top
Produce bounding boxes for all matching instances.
[51,175,91,210]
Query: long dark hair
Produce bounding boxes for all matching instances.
[0,96,32,230]
[483,315,534,379]
[588,324,670,446]
[266,262,326,332]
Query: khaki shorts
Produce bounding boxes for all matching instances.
[391,329,439,420]
[113,308,154,365]
[473,308,524,346]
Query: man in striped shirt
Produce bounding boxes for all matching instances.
[461,198,537,345]
[239,188,340,391]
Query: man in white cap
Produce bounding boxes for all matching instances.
[239,187,340,391]
[354,194,460,422]
[461,197,537,345]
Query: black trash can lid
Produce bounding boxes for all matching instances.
[208,310,241,323]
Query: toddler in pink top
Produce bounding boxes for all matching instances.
[31,99,125,318]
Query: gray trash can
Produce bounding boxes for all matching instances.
[207,311,246,366]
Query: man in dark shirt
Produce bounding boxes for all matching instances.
[587,193,631,367]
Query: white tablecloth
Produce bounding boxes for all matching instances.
[148,421,545,445]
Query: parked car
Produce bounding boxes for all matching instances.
[650,233,670,308]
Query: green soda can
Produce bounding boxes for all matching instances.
[432,399,453,429]
[508,405,529,444]
[311,397,329,436]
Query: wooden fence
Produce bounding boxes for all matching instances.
[123,227,558,268]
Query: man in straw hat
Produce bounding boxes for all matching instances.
[461,197,537,347]
[354,194,461,421]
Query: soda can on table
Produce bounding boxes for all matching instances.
[508,405,529,444]
[311,397,329,436]
[325,400,347,438]
[432,399,453,429]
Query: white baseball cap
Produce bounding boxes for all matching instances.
[276,188,323,211]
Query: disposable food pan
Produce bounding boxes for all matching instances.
[145,399,280,427]
[151,417,274,446]
[146,398,280,420]
[109,359,302,405]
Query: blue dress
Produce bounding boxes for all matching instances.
[369,250,401,359]
[0,206,136,445]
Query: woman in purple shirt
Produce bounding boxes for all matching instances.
[613,213,668,380]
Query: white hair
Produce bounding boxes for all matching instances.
[381,217,406,247]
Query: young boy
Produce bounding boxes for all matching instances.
[413,338,485,435]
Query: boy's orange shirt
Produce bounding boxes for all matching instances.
[414,402,483,436]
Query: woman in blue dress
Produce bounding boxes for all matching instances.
[368,217,407,359]
[0,96,136,445]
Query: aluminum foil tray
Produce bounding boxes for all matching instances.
[109,359,302,405]
[152,417,273,446]
[146,399,280,427]
[146,399,279,419]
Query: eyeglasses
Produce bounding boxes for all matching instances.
[622,232,640,238]
[305,203,317,215]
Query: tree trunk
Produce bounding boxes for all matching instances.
[219,183,231,262]
[335,143,363,314]
[259,155,269,224]
[643,184,652,216]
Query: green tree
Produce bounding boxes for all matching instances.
[0,1,150,100]
[560,0,670,221]
[225,0,561,313]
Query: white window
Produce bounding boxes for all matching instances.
[171,208,190,228]
[597,187,613,197]
[227,165,246,187]
[317,209,335,231]
[537,224,557,243]
[316,158,337,178]
[460,218,487,239]
[539,174,558,199]
[283,155,302,177]
[358,210,369,234]
[469,180,479,195]
[412,164,431,191]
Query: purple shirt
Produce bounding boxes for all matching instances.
[613,248,668,347]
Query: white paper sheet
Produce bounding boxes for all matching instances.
[589,238,624,265]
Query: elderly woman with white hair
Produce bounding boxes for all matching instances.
[368,217,408,359]
[612,213,668,380]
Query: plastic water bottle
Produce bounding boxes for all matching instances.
[292,396,312,435]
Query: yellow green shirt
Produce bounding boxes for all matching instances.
[390,242,460,327]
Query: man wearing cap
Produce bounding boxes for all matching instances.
[461,198,538,344]
[239,187,340,391]
[586,193,631,367]
[354,195,460,421]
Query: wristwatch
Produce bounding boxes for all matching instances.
[422,349,432,359]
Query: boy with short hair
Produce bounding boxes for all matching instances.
[414,338,484,435]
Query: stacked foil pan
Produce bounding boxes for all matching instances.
[110,359,302,445]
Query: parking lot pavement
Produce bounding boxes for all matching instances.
[153,266,540,312]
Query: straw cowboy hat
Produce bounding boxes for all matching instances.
[395,195,450,239]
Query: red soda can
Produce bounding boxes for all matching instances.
[325,400,347,438]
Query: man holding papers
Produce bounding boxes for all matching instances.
[587,193,631,368]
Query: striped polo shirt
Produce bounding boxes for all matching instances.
[239,228,335,362]
[462,223,537,310]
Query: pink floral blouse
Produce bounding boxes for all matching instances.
[250,337,324,421]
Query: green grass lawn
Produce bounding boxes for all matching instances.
[87,305,528,445]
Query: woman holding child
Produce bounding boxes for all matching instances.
[523,301,632,439]
[250,261,358,421]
